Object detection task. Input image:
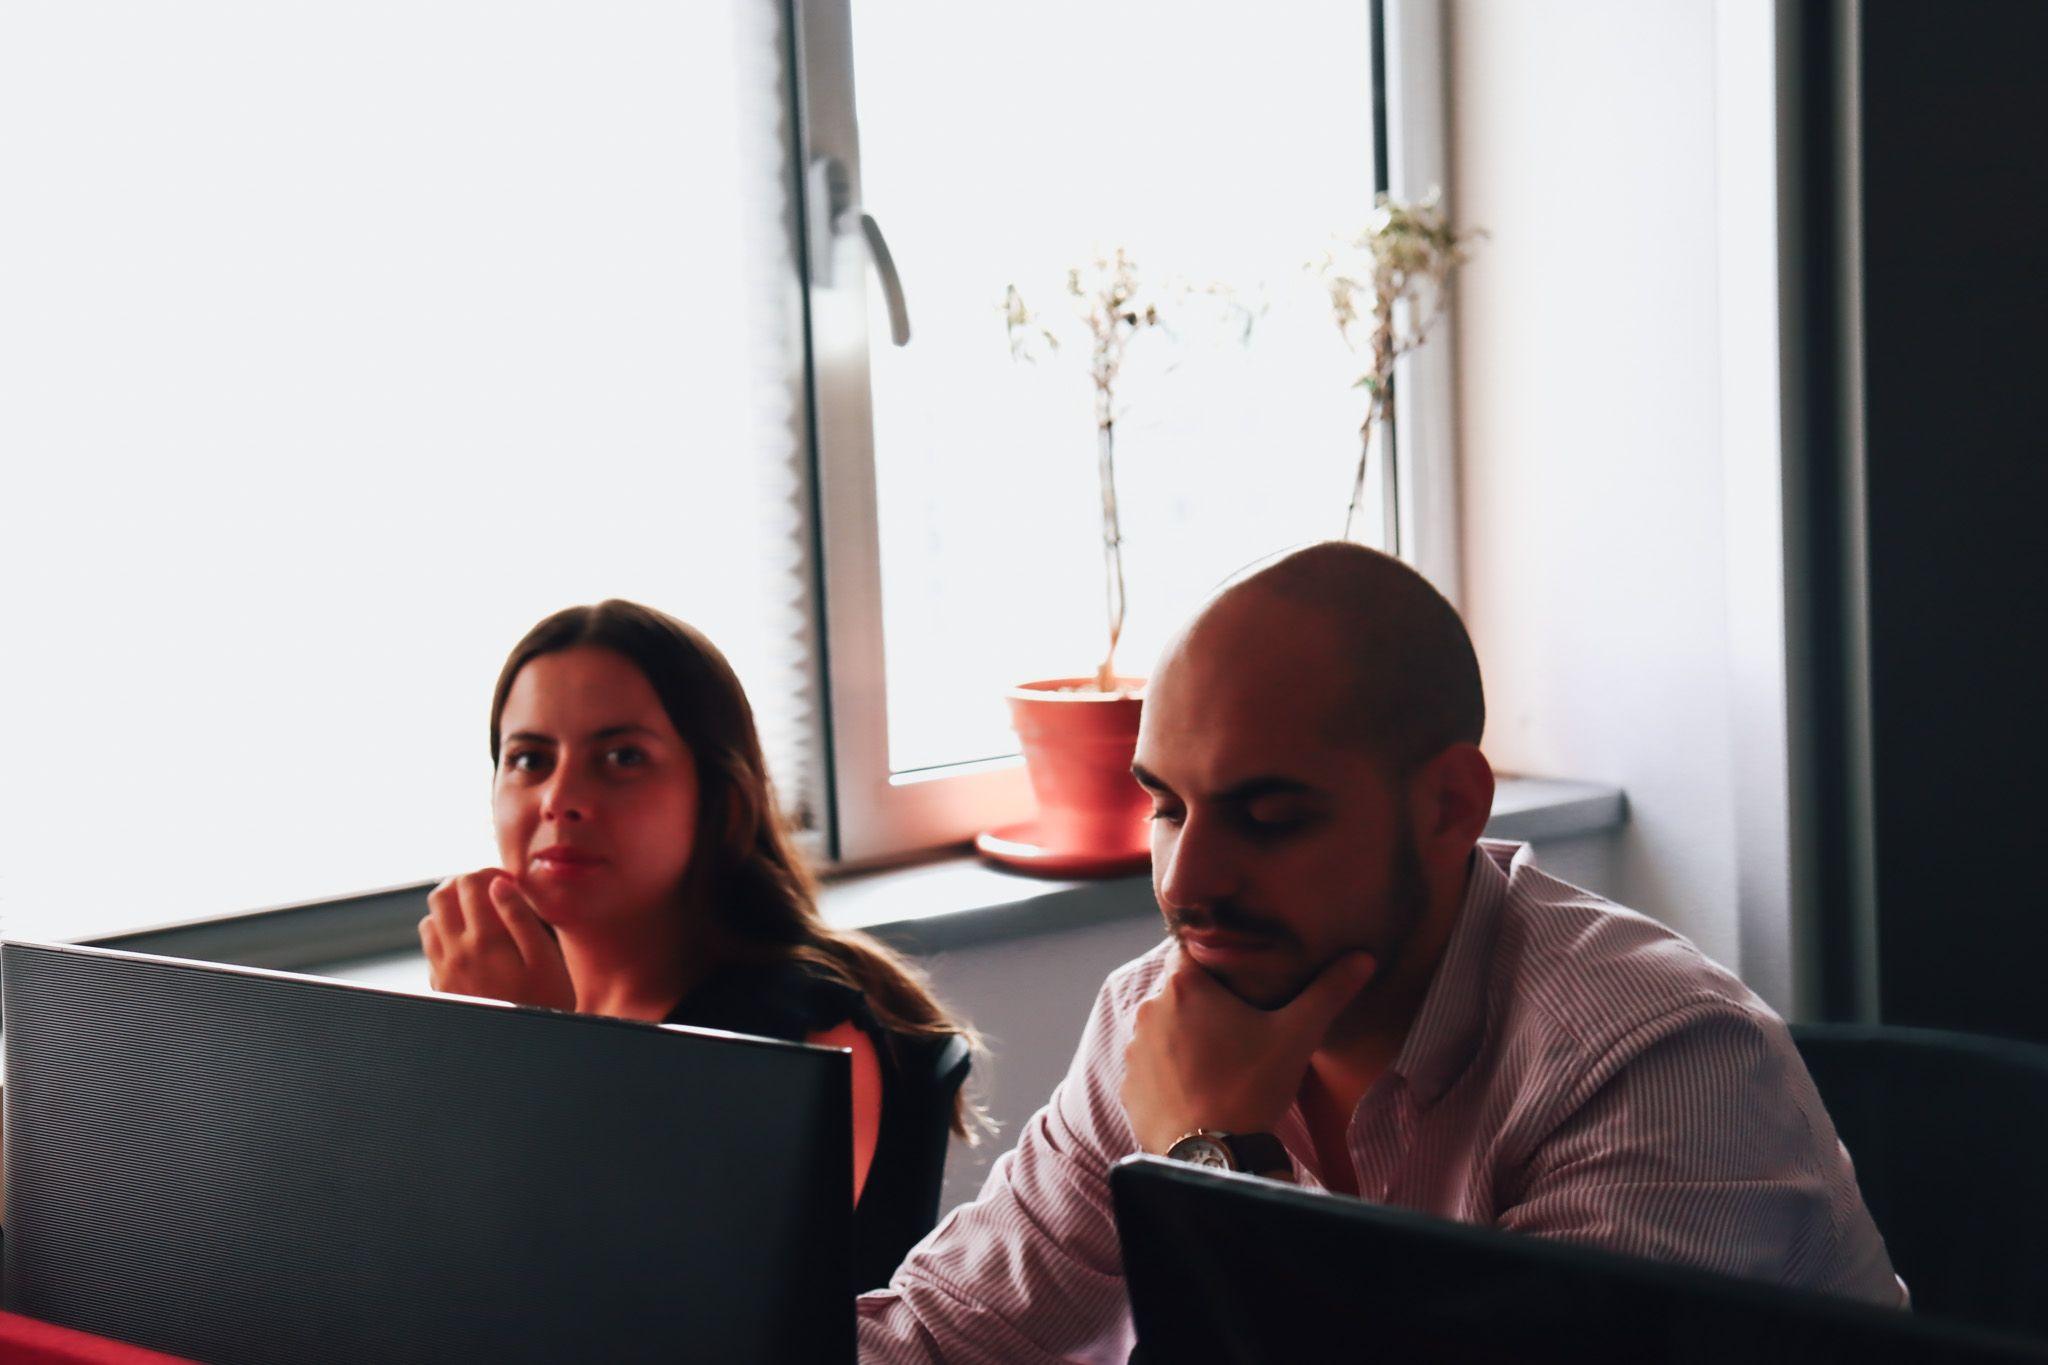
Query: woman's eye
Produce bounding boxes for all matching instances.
[505,750,548,775]
[1147,807,1184,826]
[605,746,649,769]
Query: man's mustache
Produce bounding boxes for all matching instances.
[1167,902,1298,946]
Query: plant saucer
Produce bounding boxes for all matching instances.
[973,822,1152,880]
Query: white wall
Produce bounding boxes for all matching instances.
[1449,0,1783,997]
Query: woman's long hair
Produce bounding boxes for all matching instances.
[490,599,984,1137]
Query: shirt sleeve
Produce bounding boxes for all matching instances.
[856,969,1143,1364]
[1494,1003,1902,1305]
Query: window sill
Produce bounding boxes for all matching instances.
[84,776,1624,973]
[822,774,1625,955]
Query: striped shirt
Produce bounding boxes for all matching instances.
[857,840,1901,1363]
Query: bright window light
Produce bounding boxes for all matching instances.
[0,1,814,942]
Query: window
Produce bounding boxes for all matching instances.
[0,1,820,942]
[803,0,1455,860]
[0,1,1453,941]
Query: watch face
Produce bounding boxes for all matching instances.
[1168,1136,1234,1170]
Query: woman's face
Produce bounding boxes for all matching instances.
[492,646,701,931]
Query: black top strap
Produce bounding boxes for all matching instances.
[663,958,865,1040]
[662,958,966,1292]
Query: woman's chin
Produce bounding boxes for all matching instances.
[524,886,588,928]
[519,882,673,937]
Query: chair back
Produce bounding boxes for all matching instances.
[853,1031,973,1292]
[1792,1022,2048,1339]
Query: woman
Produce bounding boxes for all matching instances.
[419,599,979,1288]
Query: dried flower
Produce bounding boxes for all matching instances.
[1003,250,1250,690]
[1003,284,1060,363]
[1314,188,1484,543]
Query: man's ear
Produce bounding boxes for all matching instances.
[1410,743,1495,855]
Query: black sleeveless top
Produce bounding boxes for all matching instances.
[663,960,940,1293]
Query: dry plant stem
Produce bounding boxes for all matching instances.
[1342,287,1450,542]
[1342,399,1384,542]
[1096,415,1125,693]
[1010,247,1183,694]
[1322,190,1476,545]
[1343,312,1397,542]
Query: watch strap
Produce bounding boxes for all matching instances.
[1220,1131,1290,1177]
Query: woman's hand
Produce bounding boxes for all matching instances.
[419,869,576,1011]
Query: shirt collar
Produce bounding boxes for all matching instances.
[1387,840,1515,1108]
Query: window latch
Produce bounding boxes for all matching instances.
[806,155,911,347]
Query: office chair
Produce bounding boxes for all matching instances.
[1792,1022,2048,1340]
[853,1031,974,1293]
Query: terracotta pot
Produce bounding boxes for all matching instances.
[1005,677,1150,859]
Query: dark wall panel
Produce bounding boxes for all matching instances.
[1858,1,2048,1039]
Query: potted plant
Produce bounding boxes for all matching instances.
[977,249,1172,877]
[1315,189,1481,544]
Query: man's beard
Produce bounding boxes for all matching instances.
[1172,810,1432,1010]
[1349,816,1431,998]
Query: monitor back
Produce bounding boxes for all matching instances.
[1,942,851,1364]
[1110,1156,2048,1365]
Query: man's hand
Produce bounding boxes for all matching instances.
[1120,947,1378,1156]
[419,869,576,1011]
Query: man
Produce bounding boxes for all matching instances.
[857,542,1898,1362]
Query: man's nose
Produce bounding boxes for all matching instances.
[1157,812,1236,913]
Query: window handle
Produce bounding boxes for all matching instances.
[846,209,911,347]
[807,155,912,346]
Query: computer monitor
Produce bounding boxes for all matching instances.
[1,941,851,1364]
[1110,1155,2048,1364]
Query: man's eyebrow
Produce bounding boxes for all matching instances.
[1128,765,1323,803]
[1213,776,1324,803]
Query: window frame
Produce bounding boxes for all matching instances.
[793,0,1463,865]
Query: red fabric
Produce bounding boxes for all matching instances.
[0,1311,199,1365]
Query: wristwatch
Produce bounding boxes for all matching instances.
[1164,1129,1291,1178]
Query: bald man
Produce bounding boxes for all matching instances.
[857,543,1899,1362]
